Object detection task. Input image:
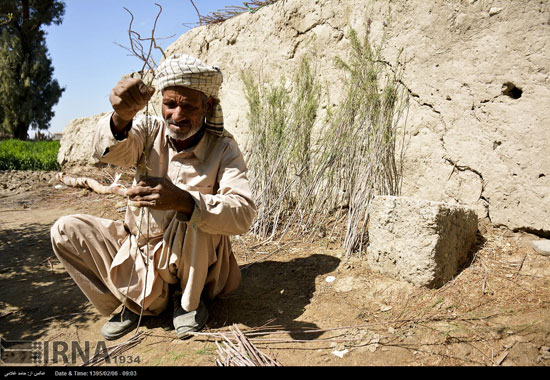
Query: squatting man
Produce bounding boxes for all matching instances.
[51,55,256,340]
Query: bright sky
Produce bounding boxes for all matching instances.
[44,0,241,135]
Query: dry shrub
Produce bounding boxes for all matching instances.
[243,25,409,255]
[243,57,321,240]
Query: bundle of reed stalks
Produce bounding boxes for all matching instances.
[214,324,282,366]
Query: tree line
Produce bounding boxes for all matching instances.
[0,0,65,140]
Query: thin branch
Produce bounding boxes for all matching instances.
[197,1,279,25]
[57,172,127,197]
[189,0,203,25]
[119,4,173,78]
[214,324,282,366]
[81,331,148,366]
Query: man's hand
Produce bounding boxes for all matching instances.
[109,78,156,132]
[126,177,195,216]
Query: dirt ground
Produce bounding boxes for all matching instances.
[1,168,549,368]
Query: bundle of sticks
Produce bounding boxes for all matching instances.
[215,324,282,366]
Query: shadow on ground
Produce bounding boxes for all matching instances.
[0,222,99,341]
[122,254,341,340]
[1,217,340,343]
[208,254,341,339]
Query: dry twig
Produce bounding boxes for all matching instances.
[214,324,282,366]
[56,172,128,197]
[42,311,95,322]
[81,331,148,366]
[192,1,279,25]
[115,3,172,77]
[62,5,170,362]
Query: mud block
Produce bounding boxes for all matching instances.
[367,196,478,288]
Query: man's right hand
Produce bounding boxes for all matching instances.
[109,78,156,132]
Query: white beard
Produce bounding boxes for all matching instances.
[166,120,202,141]
[166,126,200,141]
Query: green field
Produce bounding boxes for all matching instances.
[0,139,61,171]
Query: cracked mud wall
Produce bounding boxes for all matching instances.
[379,0,550,234]
[162,0,550,234]
[59,0,550,235]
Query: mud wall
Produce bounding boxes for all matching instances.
[59,0,550,235]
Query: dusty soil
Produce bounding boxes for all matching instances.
[1,168,549,368]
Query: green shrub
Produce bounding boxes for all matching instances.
[0,139,61,171]
[243,57,321,239]
[243,24,409,255]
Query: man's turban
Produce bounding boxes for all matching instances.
[155,54,225,135]
[155,54,223,99]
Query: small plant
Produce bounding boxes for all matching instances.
[107,2,170,340]
[169,351,187,361]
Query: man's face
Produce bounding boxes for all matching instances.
[162,86,209,141]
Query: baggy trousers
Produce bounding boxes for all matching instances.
[50,214,155,316]
[51,213,241,317]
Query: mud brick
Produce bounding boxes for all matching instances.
[367,196,478,288]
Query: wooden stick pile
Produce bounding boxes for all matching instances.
[215,324,282,366]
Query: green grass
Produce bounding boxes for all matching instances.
[0,139,61,171]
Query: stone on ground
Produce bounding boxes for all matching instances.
[367,195,479,288]
[532,240,550,256]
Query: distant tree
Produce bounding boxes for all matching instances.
[0,0,65,140]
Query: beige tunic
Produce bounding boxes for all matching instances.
[88,113,255,314]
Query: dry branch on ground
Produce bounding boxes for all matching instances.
[56,172,128,197]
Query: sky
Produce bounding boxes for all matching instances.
[43,0,242,135]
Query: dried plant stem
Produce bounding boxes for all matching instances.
[76,4,168,361]
[193,311,504,342]
[42,312,95,322]
[196,1,279,25]
[189,0,203,25]
[115,4,169,340]
[214,324,282,366]
[240,239,297,270]
[116,3,171,77]
[81,331,148,366]
[57,172,127,196]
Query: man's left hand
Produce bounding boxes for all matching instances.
[126,177,194,216]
